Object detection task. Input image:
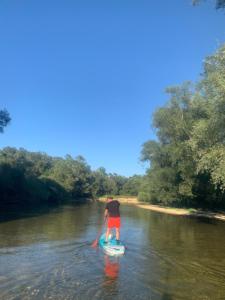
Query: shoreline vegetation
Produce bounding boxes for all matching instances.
[98,197,225,222]
[0,147,139,209]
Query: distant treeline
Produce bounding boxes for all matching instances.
[0,147,142,208]
[139,45,225,209]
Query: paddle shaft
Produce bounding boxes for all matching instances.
[92,216,107,247]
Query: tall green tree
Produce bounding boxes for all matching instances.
[0,109,11,133]
[140,83,199,205]
[47,154,94,199]
[140,45,225,208]
[121,175,143,196]
[92,167,110,196]
[192,0,225,9]
[189,46,225,192]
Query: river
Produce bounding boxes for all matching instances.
[0,202,225,300]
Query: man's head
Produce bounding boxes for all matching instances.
[107,196,113,202]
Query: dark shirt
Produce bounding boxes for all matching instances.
[105,200,120,217]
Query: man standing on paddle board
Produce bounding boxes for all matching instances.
[104,197,121,244]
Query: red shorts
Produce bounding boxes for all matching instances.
[107,217,121,228]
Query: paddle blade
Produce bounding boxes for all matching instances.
[91,239,98,248]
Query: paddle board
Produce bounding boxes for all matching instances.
[99,234,125,256]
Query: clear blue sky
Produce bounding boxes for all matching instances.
[0,0,225,176]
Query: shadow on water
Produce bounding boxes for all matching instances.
[161,294,173,300]
[0,202,102,248]
[187,207,225,225]
[0,204,57,223]
[189,215,218,224]
[0,199,91,224]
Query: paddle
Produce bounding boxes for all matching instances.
[91,216,107,248]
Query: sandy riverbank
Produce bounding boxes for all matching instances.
[98,196,139,204]
[98,197,225,222]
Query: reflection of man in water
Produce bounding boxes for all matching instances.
[102,255,120,296]
[104,255,119,279]
[104,197,121,243]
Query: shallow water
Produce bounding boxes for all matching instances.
[1,202,225,299]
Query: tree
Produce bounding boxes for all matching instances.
[189,45,225,193]
[0,109,11,133]
[0,147,97,208]
[192,0,225,9]
[121,175,143,196]
[140,44,225,209]
[48,155,94,199]
[140,83,199,206]
[92,167,109,196]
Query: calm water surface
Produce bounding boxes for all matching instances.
[1,202,225,300]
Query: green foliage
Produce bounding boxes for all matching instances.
[92,167,109,196]
[140,45,225,209]
[92,169,129,197]
[109,174,127,195]
[0,109,11,133]
[189,46,225,192]
[138,191,151,202]
[141,83,198,205]
[48,155,94,199]
[0,147,135,208]
[0,148,95,208]
[192,0,225,9]
[121,175,143,196]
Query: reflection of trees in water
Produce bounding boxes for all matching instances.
[143,209,225,299]
[119,205,225,299]
[161,293,173,300]
[0,203,101,248]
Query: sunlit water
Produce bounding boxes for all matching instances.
[1,202,225,300]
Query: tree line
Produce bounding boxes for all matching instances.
[0,145,141,209]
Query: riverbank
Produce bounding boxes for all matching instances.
[98,197,225,222]
[98,196,140,205]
